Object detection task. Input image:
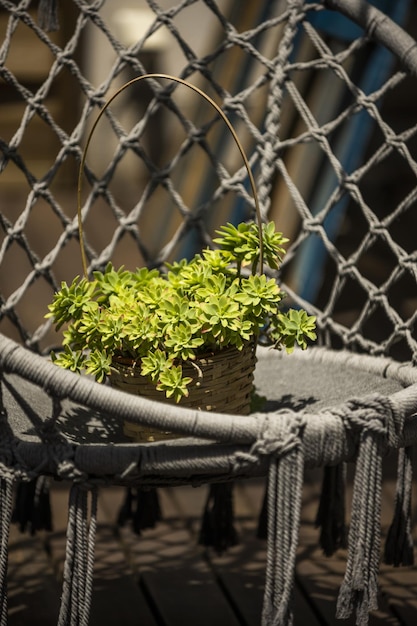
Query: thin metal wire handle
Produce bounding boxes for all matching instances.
[77,73,263,278]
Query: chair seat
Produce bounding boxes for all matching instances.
[2,339,416,488]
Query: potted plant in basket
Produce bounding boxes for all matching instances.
[46,219,316,439]
[45,73,316,441]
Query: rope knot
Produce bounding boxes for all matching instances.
[259,411,306,625]
[339,394,401,449]
[336,393,404,623]
[251,412,306,460]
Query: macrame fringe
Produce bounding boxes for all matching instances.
[384,446,414,566]
[336,396,402,626]
[58,485,97,626]
[315,464,347,556]
[199,483,238,554]
[117,487,162,534]
[258,463,345,556]
[0,476,14,626]
[38,0,59,31]
[12,476,52,535]
[261,435,304,625]
[336,433,381,625]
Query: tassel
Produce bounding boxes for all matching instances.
[199,483,238,554]
[58,485,97,626]
[117,487,134,527]
[384,446,414,566]
[12,476,52,535]
[133,488,162,534]
[228,410,306,624]
[336,395,402,625]
[38,0,59,31]
[0,476,14,626]
[336,434,381,624]
[315,464,347,556]
[261,416,305,626]
[117,487,162,535]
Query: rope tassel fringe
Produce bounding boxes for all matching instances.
[384,446,414,567]
[315,463,347,556]
[262,444,304,626]
[0,477,13,626]
[336,395,403,625]
[234,411,306,626]
[58,485,98,626]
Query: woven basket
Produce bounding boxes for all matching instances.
[110,341,257,442]
[77,74,264,443]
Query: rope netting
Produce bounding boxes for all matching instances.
[1,0,417,363]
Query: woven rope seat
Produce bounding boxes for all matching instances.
[1,1,417,624]
[2,337,417,479]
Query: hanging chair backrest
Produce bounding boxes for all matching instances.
[1,0,417,362]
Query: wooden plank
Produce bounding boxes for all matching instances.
[378,564,417,625]
[7,473,417,626]
[296,469,405,625]
[89,524,158,626]
[141,569,241,626]
[225,475,408,625]
[166,480,322,626]
[296,535,400,625]
[211,520,323,626]
[378,468,417,625]
[8,525,61,626]
[191,482,267,626]
[47,484,158,626]
[114,485,242,626]
[214,480,323,626]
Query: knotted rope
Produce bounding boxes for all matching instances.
[384,445,414,566]
[256,0,307,217]
[0,379,14,626]
[233,412,306,626]
[58,485,98,626]
[0,476,13,626]
[335,394,403,625]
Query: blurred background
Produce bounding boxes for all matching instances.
[1,0,417,359]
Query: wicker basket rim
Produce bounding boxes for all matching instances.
[111,341,255,369]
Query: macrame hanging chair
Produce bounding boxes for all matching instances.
[1,1,417,625]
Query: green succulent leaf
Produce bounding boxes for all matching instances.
[261,221,289,270]
[46,276,97,329]
[235,274,282,317]
[271,309,317,353]
[214,221,288,274]
[164,322,204,360]
[84,349,113,382]
[45,220,316,400]
[140,349,173,383]
[51,346,85,373]
[156,365,193,403]
[92,263,136,303]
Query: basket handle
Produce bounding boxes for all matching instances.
[77,73,263,278]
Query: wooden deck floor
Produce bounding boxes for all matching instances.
[7,469,417,626]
